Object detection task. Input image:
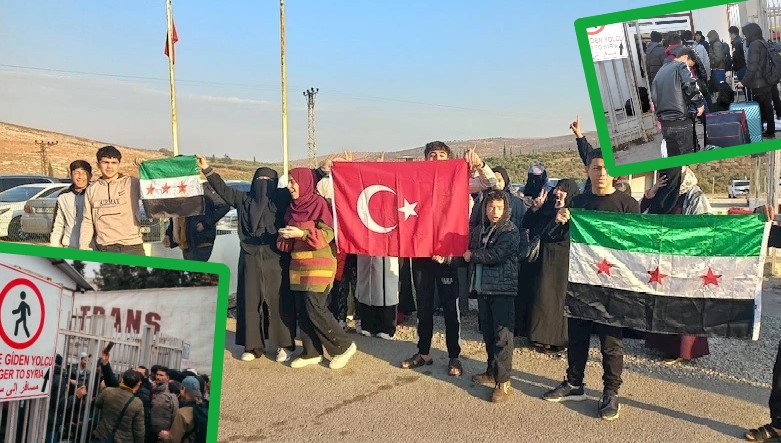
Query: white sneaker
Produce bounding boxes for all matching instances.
[240,352,257,362]
[376,333,394,341]
[290,355,322,368]
[359,329,372,337]
[329,342,357,369]
[276,348,293,363]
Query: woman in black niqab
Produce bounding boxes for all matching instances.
[200,161,296,363]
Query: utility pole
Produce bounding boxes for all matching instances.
[280,0,289,178]
[304,87,319,168]
[35,140,58,176]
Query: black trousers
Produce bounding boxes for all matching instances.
[566,318,624,394]
[295,290,352,358]
[412,259,461,358]
[478,295,515,383]
[357,302,397,336]
[770,339,781,428]
[398,258,416,315]
[660,119,695,156]
[236,247,296,352]
[182,246,212,262]
[753,86,775,135]
[772,83,781,119]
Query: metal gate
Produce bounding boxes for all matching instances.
[1,314,184,443]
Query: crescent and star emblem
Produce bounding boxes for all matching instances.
[356,185,418,234]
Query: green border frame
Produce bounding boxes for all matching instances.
[0,241,229,443]
[575,0,781,176]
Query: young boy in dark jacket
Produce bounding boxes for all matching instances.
[436,191,520,402]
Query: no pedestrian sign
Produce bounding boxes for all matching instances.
[0,264,62,401]
[588,24,628,62]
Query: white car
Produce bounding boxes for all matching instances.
[0,183,69,240]
[727,180,750,198]
[214,180,251,233]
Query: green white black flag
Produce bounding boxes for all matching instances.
[567,210,770,340]
[139,155,204,218]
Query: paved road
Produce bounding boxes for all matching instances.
[216,282,781,442]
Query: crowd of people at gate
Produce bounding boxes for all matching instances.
[648,22,781,157]
[43,352,211,443]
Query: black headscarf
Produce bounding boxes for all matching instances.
[524,165,548,197]
[646,167,682,214]
[492,166,511,191]
[248,167,279,232]
[539,178,581,218]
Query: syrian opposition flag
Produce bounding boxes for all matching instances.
[567,210,770,340]
[140,155,204,218]
[331,160,469,257]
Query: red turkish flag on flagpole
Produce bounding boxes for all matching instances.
[332,160,470,257]
[164,20,179,63]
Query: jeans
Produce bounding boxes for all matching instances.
[711,69,726,85]
[182,246,213,262]
[660,119,695,156]
[96,243,146,256]
[566,318,624,394]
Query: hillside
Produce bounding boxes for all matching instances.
[0,121,760,192]
[0,122,263,180]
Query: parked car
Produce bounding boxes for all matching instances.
[0,183,70,240]
[546,178,561,191]
[728,180,750,198]
[0,175,63,193]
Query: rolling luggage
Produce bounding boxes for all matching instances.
[703,110,750,148]
[729,101,763,143]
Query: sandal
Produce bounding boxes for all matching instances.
[448,358,463,376]
[746,424,781,442]
[401,353,432,369]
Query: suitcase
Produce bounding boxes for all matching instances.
[703,110,750,148]
[729,101,763,143]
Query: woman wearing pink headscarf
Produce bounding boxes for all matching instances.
[277,168,357,370]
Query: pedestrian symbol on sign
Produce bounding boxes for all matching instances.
[12,291,31,338]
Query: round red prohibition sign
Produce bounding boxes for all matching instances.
[587,26,606,35]
[0,278,45,350]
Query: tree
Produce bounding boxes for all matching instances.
[223,154,233,165]
[93,264,218,290]
[71,260,86,277]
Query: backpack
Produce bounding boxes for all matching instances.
[723,41,733,71]
[764,40,781,84]
[184,401,208,443]
[150,391,179,434]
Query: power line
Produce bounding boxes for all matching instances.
[0,62,551,118]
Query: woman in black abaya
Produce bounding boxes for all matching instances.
[198,156,296,363]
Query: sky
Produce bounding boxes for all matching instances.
[0,0,662,162]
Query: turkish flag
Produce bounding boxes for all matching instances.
[164,20,179,63]
[332,160,470,257]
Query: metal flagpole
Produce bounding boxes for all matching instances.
[280,0,289,177]
[166,0,180,156]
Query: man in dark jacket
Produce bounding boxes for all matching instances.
[163,182,230,262]
[92,369,145,443]
[737,22,775,138]
[729,26,747,81]
[695,31,710,52]
[646,31,666,88]
[652,47,705,156]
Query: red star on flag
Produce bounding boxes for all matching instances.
[648,266,668,285]
[146,184,156,195]
[596,258,614,276]
[700,267,722,287]
[162,183,171,194]
[177,181,188,194]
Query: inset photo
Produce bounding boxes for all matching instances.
[576,0,781,176]
[0,245,227,443]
